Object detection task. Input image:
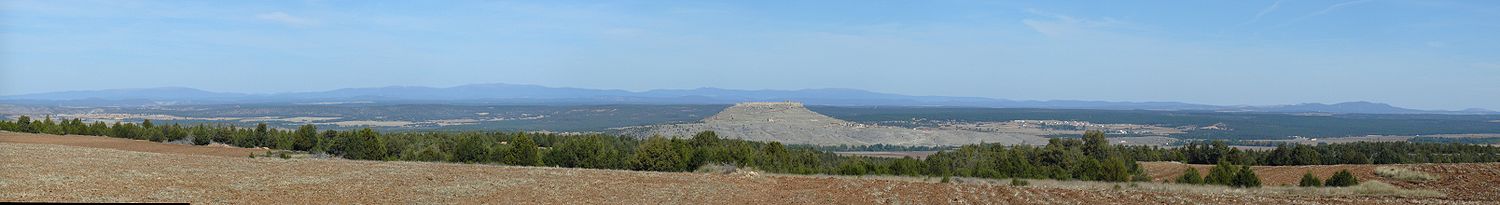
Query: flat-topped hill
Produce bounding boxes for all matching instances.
[631,102,1045,146]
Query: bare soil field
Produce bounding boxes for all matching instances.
[3,132,1496,204]
[0,131,265,157]
[1142,161,1500,201]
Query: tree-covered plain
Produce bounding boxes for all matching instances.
[4,116,1497,188]
[811,106,1500,140]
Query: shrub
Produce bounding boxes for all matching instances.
[191,136,211,146]
[1177,167,1204,184]
[1204,161,1239,185]
[1010,178,1029,186]
[1375,166,1437,181]
[1347,181,1445,197]
[1231,165,1260,188]
[630,136,685,171]
[503,133,541,166]
[1325,169,1360,187]
[695,163,739,174]
[1299,172,1323,187]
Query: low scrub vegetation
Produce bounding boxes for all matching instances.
[1325,170,1360,187]
[2,115,1494,189]
[1299,172,1322,187]
[1178,162,1259,188]
[1375,166,1439,181]
[1172,140,1500,166]
[1348,181,1435,196]
[1010,178,1029,186]
[0,117,1166,183]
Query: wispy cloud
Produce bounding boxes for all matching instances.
[1239,0,1283,26]
[1021,8,1146,38]
[1275,0,1372,28]
[256,12,319,27]
[1312,0,1373,16]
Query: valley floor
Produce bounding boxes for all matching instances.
[1,132,1495,204]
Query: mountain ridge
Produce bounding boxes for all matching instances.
[2,83,1493,115]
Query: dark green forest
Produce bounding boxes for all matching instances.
[4,115,1498,188]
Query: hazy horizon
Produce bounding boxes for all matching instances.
[4,1,1498,110]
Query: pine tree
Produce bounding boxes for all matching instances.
[1299,172,1323,187]
[254,123,270,148]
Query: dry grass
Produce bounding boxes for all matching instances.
[948,177,1447,199]
[1346,181,1445,197]
[1376,166,1439,181]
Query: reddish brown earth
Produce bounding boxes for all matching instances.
[1143,161,1500,201]
[0,131,265,157]
[3,132,1498,204]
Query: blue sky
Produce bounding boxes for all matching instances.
[2,0,1497,110]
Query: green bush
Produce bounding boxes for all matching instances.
[1299,172,1323,187]
[1010,178,1029,186]
[191,136,212,146]
[630,136,685,172]
[503,133,541,166]
[1325,169,1360,187]
[1374,166,1438,181]
[1177,168,1204,184]
[1231,165,1261,188]
[1204,161,1239,185]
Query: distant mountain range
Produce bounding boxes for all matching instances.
[1,83,1493,115]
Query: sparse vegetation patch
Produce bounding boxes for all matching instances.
[1375,166,1438,181]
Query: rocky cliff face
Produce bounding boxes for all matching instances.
[630,102,1045,146]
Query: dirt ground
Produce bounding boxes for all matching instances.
[3,132,1498,204]
[1142,161,1500,201]
[0,131,267,158]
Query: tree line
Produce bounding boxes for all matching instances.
[1160,140,1500,166]
[4,116,1498,187]
[0,116,1158,182]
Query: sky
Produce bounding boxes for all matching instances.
[2,0,1498,110]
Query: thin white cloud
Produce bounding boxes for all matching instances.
[256,12,319,27]
[1275,0,1372,28]
[1312,0,1373,16]
[1240,0,1283,26]
[1021,8,1145,38]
